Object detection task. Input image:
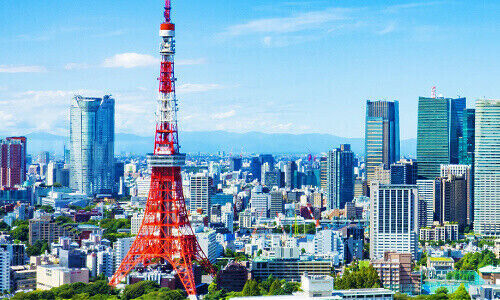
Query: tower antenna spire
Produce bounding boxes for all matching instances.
[110,1,216,297]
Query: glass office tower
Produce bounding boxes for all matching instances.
[474,99,500,236]
[416,97,466,179]
[365,100,400,183]
[70,95,115,195]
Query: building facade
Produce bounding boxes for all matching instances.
[0,137,27,188]
[70,95,114,195]
[189,173,213,214]
[365,100,400,183]
[416,97,466,179]
[459,108,475,165]
[370,184,419,260]
[474,99,500,236]
[326,144,354,210]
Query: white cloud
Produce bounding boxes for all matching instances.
[177,83,224,94]
[211,110,236,120]
[64,62,90,70]
[224,8,350,36]
[377,21,397,35]
[102,53,158,68]
[0,65,47,73]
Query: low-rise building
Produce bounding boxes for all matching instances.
[419,223,459,242]
[36,264,89,290]
[29,214,79,244]
[371,252,421,295]
[301,272,333,297]
[426,257,454,279]
[251,257,332,282]
[11,265,36,292]
[217,261,248,292]
[478,265,500,285]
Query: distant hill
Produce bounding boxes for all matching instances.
[11,131,416,157]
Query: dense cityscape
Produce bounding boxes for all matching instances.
[0,1,499,300]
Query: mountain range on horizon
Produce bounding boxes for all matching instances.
[5,131,416,157]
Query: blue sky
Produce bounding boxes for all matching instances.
[0,0,498,139]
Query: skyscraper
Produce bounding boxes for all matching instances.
[284,161,297,190]
[474,99,500,236]
[326,144,354,209]
[459,109,475,165]
[370,183,419,260]
[189,173,213,213]
[365,100,400,183]
[250,157,261,181]
[230,157,242,172]
[70,95,115,195]
[0,137,26,188]
[416,179,440,228]
[417,96,466,179]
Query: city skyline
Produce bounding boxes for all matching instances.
[0,0,498,139]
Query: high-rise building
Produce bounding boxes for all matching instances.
[269,190,284,217]
[250,185,270,218]
[38,151,50,164]
[417,96,466,179]
[0,247,10,293]
[326,144,354,209]
[441,164,473,226]
[259,154,274,170]
[390,159,417,185]
[474,99,500,236]
[221,203,234,233]
[459,109,475,165]
[70,95,115,195]
[370,183,419,260]
[250,157,261,181]
[114,237,134,271]
[365,100,400,183]
[438,174,467,230]
[189,173,213,213]
[230,157,242,172]
[284,161,297,189]
[0,137,27,188]
[416,179,440,228]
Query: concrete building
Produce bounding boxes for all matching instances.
[230,157,242,172]
[416,179,440,228]
[29,215,79,244]
[440,164,473,226]
[131,212,144,235]
[301,273,334,297]
[114,237,134,271]
[36,264,89,290]
[41,191,88,209]
[326,144,354,210]
[417,96,466,179]
[419,223,459,242]
[372,252,421,295]
[313,230,344,263]
[438,174,468,230]
[269,190,284,217]
[0,248,10,293]
[10,265,36,292]
[97,248,115,278]
[365,100,400,183]
[474,99,500,236]
[189,173,213,214]
[216,262,248,292]
[0,137,27,188]
[135,176,151,198]
[221,203,234,233]
[427,257,454,279]
[251,257,331,282]
[250,185,270,218]
[70,95,114,195]
[195,229,222,264]
[390,159,417,185]
[370,184,419,260]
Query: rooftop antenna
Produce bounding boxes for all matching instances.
[431,86,436,98]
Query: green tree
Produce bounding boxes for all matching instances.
[10,224,29,242]
[241,280,261,296]
[121,280,159,300]
[268,279,284,295]
[334,264,381,290]
[282,282,300,294]
[26,240,49,256]
[0,221,10,231]
[449,284,471,300]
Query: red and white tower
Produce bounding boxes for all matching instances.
[109,1,216,297]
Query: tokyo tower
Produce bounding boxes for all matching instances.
[109,0,216,297]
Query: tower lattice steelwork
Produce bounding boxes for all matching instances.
[109,1,216,297]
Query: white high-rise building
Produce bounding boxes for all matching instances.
[195,229,222,264]
[417,179,440,228]
[370,183,419,260]
[221,203,234,233]
[0,247,10,293]
[131,212,144,235]
[135,176,151,198]
[114,237,134,271]
[474,99,500,236]
[189,173,213,213]
[250,185,270,218]
[97,248,115,278]
[313,230,344,263]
